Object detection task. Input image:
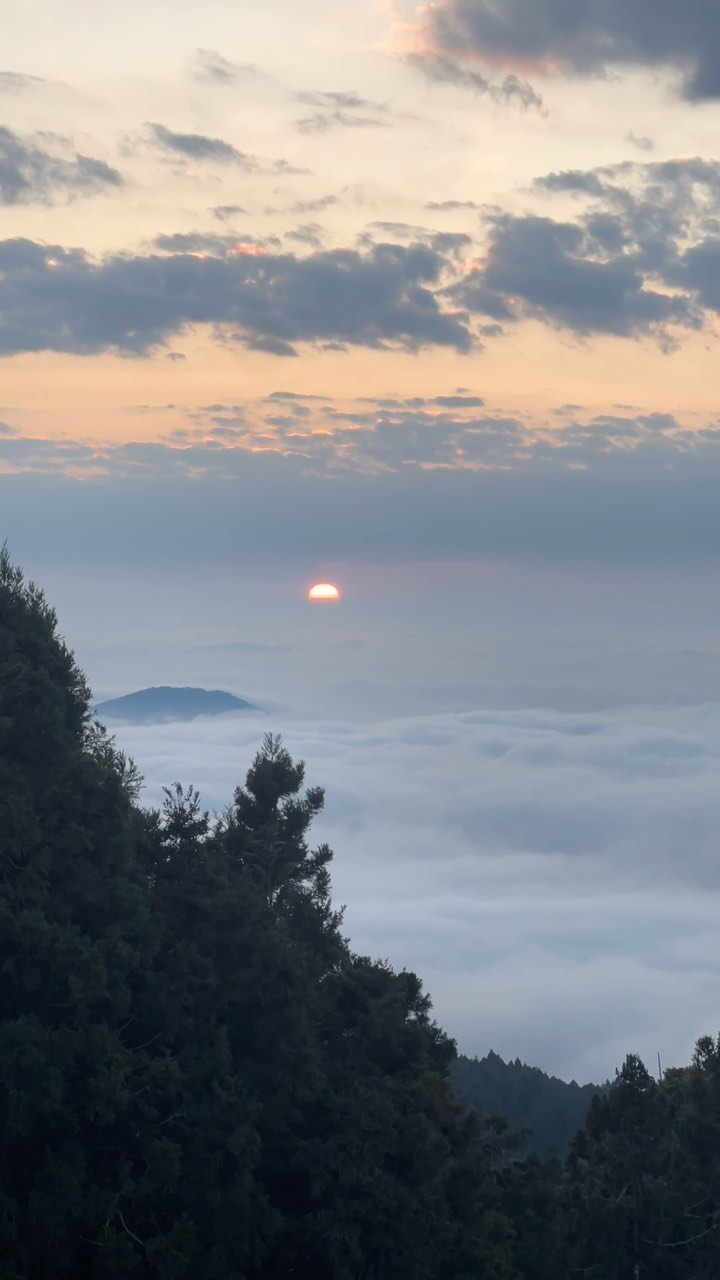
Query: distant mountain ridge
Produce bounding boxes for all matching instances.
[451,1051,607,1157]
[95,686,260,723]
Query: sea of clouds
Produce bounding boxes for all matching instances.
[110,701,720,1085]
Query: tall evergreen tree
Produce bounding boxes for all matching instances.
[0,549,159,1274]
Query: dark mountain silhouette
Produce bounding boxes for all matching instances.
[95,685,260,723]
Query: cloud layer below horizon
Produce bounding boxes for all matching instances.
[105,701,720,1084]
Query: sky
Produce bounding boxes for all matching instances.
[3,0,720,1082]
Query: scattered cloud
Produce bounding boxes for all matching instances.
[627,131,655,153]
[147,122,258,168]
[297,90,383,111]
[420,0,720,100]
[407,52,544,111]
[284,222,325,248]
[0,235,472,357]
[452,156,720,344]
[193,49,259,84]
[3,396,720,569]
[455,212,695,342]
[425,199,481,211]
[295,89,393,134]
[0,71,44,93]
[289,194,340,214]
[210,204,247,220]
[2,156,720,358]
[0,126,122,205]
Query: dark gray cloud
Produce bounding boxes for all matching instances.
[2,157,718,356]
[455,213,696,341]
[450,157,720,343]
[0,126,122,205]
[0,235,472,356]
[363,225,471,259]
[407,52,544,110]
[147,122,257,167]
[425,0,720,100]
[193,49,258,84]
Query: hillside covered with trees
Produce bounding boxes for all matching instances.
[2,547,720,1279]
[451,1051,606,1157]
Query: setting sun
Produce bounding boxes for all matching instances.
[308,582,341,602]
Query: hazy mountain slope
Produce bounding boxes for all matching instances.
[95,685,260,722]
[451,1050,606,1156]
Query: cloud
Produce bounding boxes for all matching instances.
[627,131,654,153]
[0,72,44,93]
[0,235,472,357]
[284,222,325,248]
[210,204,247,221]
[295,90,394,134]
[193,49,258,84]
[297,110,388,134]
[407,52,544,110]
[455,212,696,341]
[104,701,720,1082]
[430,394,485,408]
[147,122,258,167]
[2,155,720,358]
[297,90,382,111]
[450,156,720,344]
[0,398,715,479]
[243,335,299,357]
[425,199,481,211]
[289,194,340,214]
[421,0,720,100]
[0,126,122,205]
[4,398,720,569]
